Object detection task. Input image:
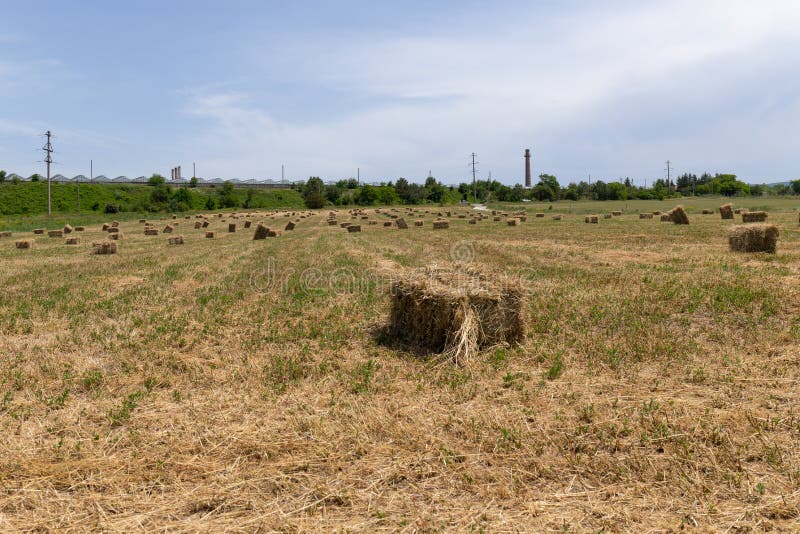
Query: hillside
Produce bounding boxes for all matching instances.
[0,181,304,216]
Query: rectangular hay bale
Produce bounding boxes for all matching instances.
[728,224,778,253]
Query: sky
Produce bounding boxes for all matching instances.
[1,0,799,186]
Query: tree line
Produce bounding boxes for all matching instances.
[299,172,790,208]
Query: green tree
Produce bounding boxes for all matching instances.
[790,179,800,195]
[189,176,199,188]
[218,181,240,208]
[148,174,166,186]
[302,177,326,209]
[0,170,6,184]
[533,174,560,201]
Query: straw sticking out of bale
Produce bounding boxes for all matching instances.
[388,264,525,364]
[742,211,767,223]
[728,224,778,253]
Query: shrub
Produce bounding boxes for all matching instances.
[104,203,121,214]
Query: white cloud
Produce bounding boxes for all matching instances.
[181,0,800,183]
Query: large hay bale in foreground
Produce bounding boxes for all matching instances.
[15,239,33,249]
[389,264,525,364]
[728,224,778,253]
[742,211,767,223]
[667,206,689,225]
[92,241,117,255]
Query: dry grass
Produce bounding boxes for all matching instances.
[1,203,799,532]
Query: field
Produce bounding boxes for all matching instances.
[1,197,799,532]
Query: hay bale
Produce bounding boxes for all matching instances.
[639,213,653,219]
[603,213,613,219]
[535,213,545,218]
[15,239,33,249]
[48,230,63,238]
[414,220,424,227]
[347,225,362,233]
[507,219,518,226]
[734,209,743,214]
[611,211,622,216]
[667,206,689,224]
[719,204,733,219]
[340,222,351,228]
[728,224,778,253]
[102,223,110,231]
[253,224,279,239]
[396,218,408,229]
[493,216,502,222]
[107,226,120,234]
[383,221,392,227]
[584,216,598,224]
[194,221,202,229]
[205,231,215,238]
[702,209,714,215]
[0,231,11,238]
[74,226,85,232]
[65,237,79,245]
[368,220,377,225]
[92,241,117,255]
[168,235,184,245]
[244,220,252,229]
[163,225,174,234]
[742,211,767,223]
[63,224,74,234]
[388,264,525,363]
[552,215,562,220]
[660,213,672,222]
[284,221,295,231]
[33,228,45,234]
[327,220,338,226]
[109,232,122,240]
[229,223,237,232]
[433,220,449,230]
[139,219,147,224]
[202,220,210,228]
[518,216,527,222]
[652,211,661,216]
[144,228,159,236]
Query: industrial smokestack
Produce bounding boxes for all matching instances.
[524,149,531,188]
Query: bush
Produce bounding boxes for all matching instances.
[104,203,121,214]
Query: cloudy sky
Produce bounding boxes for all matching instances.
[1,1,798,185]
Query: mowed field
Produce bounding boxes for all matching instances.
[1,197,799,532]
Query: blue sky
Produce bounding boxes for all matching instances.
[1,0,798,185]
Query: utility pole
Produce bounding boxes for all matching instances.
[665,160,672,193]
[43,131,53,216]
[193,162,196,178]
[90,159,93,181]
[281,164,284,184]
[357,167,360,184]
[471,153,478,202]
